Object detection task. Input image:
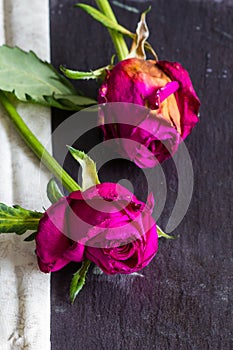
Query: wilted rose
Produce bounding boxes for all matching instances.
[35,183,158,275]
[98,58,200,168]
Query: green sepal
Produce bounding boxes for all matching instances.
[67,146,100,190]
[0,45,77,106]
[157,225,175,240]
[110,54,116,65]
[0,203,43,235]
[47,178,63,204]
[70,260,91,304]
[60,65,112,81]
[143,6,152,16]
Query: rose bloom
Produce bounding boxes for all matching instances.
[35,183,158,275]
[98,58,200,168]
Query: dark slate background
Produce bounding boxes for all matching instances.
[50,0,233,349]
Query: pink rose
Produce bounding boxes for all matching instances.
[35,183,158,275]
[35,197,85,273]
[98,58,200,168]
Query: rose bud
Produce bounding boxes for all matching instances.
[98,58,200,168]
[35,183,158,275]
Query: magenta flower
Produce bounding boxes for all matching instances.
[35,183,158,275]
[98,58,200,168]
[35,197,85,273]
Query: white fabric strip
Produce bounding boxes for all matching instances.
[0,1,51,349]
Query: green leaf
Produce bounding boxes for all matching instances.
[54,94,97,106]
[0,203,43,235]
[157,225,175,239]
[47,178,63,204]
[24,231,37,242]
[0,45,76,105]
[76,4,157,59]
[43,94,97,111]
[76,3,133,36]
[67,146,100,190]
[42,95,70,110]
[60,65,112,81]
[70,260,91,304]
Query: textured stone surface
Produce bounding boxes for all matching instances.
[50,0,233,349]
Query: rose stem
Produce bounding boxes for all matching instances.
[95,0,128,61]
[0,91,81,193]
